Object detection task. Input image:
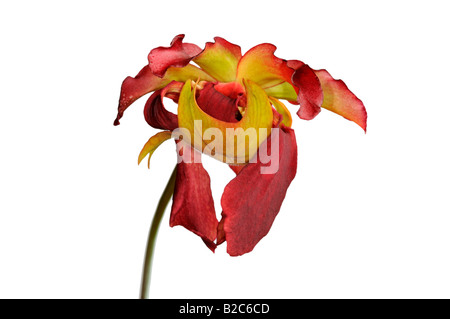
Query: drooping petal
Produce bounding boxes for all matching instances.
[148,34,202,77]
[314,69,367,131]
[220,126,298,256]
[193,37,242,82]
[292,64,324,120]
[177,79,273,164]
[269,97,293,127]
[215,163,246,248]
[236,43,294,89]
[170,147,218,250]
[137,131,173,168]
[143,90,178,131]
[196,82,239,123]
[114,64,214,126]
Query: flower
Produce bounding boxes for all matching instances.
[115,35,367,256]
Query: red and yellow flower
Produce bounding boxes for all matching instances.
[115,35,367,256]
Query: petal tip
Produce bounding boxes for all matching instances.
[148,35,202,77]
[313,69,367,132]
[360,113,368,133]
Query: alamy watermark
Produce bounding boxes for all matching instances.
[172,120,280,174]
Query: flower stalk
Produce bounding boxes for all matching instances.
[140,166,177,299]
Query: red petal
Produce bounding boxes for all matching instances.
[216,218,226,246]
[143,89,179,131]
[196,83,240,123]
[217,163,245,247]
[148,34,202,77]
[170,147,218,250]
[229,165,244,175]
[292,63,324,120]
[314,69,367,131]
[286,59,305,70]
[220,127,297,256]
[160,80,183,103]
[214,82,245,99]
[114,65,167,126]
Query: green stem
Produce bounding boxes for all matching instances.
[140,166,177,299]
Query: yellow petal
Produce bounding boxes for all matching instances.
[236,44,294,89]
[138,131,173,168]
[193,37,242,82]
[269,97,292,127]
[264,81,298,101]
[165,64,216,83]
[178,79,273,164]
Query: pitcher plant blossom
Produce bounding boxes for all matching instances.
[114,35,366,297]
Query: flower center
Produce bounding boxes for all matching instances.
[196,82,245,123]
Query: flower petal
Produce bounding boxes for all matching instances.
[314,69,367,131]
[269,97,292,127]
[143,89,179,131]
[160,80,184,102]
[264,81,298,101]
[286,59,305,70]
[177,79,273,164]
[292,64,324,120]
[114,66,168,126]
[220,126,298,256]
[193,37,242,82]
[165,64,216,83]
[196,83,239,123]
[114,64,214,126]
[216,218,226,246]
[236,43,294,89]
[170,147,218,250]
[137,131,173,168]
[228,165,244,175]
[148,34,202,77]
[214,82,245,99]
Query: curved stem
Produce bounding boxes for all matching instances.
[140,166,177,299]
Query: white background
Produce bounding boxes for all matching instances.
[1,0,449,299]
